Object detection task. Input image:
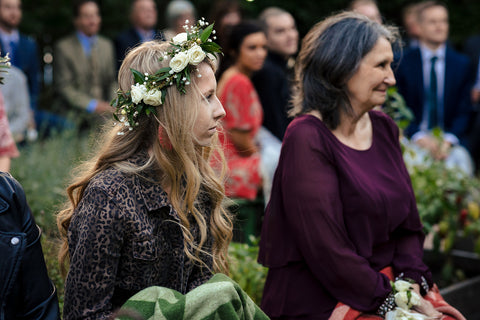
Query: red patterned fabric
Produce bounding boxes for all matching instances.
[219,73,263,200]
[328,267,465,320]
[0,92,19,158]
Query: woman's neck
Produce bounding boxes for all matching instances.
[333,111,372,150]
[231,64,252,78]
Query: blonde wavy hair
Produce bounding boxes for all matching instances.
[57,41,233,277]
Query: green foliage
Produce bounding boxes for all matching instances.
[228,237,268,305]
[10,129,92,235]
[383,87,415,131]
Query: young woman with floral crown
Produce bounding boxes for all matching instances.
[57,20,235,319]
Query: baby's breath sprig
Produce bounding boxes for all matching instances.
[111,18,221,134]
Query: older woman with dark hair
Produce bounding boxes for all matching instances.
[258,12,463,320]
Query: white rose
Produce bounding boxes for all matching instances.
[187,44,206,65]
[143,89,163,106]
[169,51,189,73]
[130,83,147,104]
[394,280,412,292]
[409,291,421,307]
[172,32,188,45]
[394,292,409,310]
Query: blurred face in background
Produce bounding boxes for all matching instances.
[131,0,157,30]
[265,13,299,58]
[174,11,195,33]
[418,5,449,48]
[0,0,22,31]
[75,1,101,37]
[352,2,382,24]
[236,31,268,74]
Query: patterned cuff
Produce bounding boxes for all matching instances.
[421,276,430,295]
[376,292,396,317]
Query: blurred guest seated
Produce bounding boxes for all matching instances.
[53,0,116,129]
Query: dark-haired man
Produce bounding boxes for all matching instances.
[252,7,298,141]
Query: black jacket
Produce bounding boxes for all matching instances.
[0,172,59,320]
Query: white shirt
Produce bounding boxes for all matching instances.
[412,43,458,145]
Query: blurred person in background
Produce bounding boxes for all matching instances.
[0,91,18,171]
[0,0,38,120]
[163,0,196,41]
[252,7,298,141]
[218,21,280,203]
[209,0,242,54]
[402,2,422,49]
[53,0,116,129]
[348,0,382,24]
[115,0,165,69]
[394,1,474,175]
[0,64,33,144]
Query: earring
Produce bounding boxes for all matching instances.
[158,126,172,150]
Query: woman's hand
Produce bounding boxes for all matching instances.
[410,284,442,319]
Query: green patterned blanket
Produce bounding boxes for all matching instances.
[114,273,269,320]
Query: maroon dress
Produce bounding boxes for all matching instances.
[258,111,433,319]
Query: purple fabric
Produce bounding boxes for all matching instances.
[258,111,433,319]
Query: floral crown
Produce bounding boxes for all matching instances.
[0,54,11,85]
[112,18,221,134]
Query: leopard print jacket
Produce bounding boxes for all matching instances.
[63,154,214,320]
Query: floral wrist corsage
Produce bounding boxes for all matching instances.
[384,279,429,320]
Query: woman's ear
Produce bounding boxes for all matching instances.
[158,125,172,150]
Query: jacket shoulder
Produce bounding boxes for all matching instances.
[87,168,132,198]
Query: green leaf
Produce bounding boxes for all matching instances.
[200,23,214,43]
[131,68,145,84]
[201,42,222,53]
[155,67,171,75]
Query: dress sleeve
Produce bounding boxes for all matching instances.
[222,76,261,131]
[63,187,124,320]
[280,122,392,312]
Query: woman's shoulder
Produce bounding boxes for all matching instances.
[285,114,327,140]
[87,167,133,198]
[282,114,333,153]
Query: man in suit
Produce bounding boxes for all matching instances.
[0,0,38,112]
[115,0,165,70]
[251,7,298,141]
[54,0,116,125]
[395,1,474,175]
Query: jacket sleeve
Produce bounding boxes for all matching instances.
[279,123,392,312]
[53,41,94,111]
[63,187,124,320]
[0,173,60,320]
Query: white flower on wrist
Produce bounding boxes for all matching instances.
[394,280,412,292]
[143,89,163,106]
[187,44,206,65]
[130,83,147,104]
[393,279,421,309]
[172,32,188,45]
[169,51,189,73]
[386,307,429,320]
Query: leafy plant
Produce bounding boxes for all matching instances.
[385,87,480,285]
[228,237,268,305]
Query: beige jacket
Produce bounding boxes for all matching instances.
[53,33,117,112]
